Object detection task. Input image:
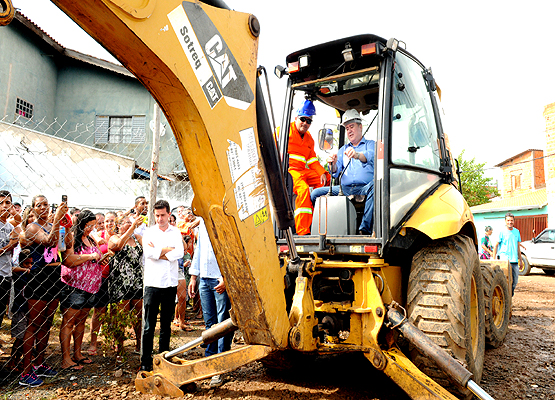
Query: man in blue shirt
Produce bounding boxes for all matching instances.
[493,212,522,296]
[310,109,375,234]
[188,217,231,388]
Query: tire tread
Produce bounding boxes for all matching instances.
[407,234,485,398]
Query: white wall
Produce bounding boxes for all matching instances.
[0,122,192,211]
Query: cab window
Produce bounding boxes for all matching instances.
[390,52,441,171]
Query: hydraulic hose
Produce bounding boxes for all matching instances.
[255,78,295,231]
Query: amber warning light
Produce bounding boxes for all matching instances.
[361,43,377,56]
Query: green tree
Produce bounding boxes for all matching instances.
[457,150,499,207]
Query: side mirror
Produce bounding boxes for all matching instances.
[318,128,334,151]
[410,121,432,148]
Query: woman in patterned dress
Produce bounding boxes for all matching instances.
[108,215,144,354]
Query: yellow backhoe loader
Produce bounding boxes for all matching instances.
[1,1,512,399]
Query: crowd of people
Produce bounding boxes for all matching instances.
[0,191,230,389]
[0,104,380,390]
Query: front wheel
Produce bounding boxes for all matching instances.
[407,234,485,399]
[519,254,532,276]
[481,263,511,348]
[542,268,555,276]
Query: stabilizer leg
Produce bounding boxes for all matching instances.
[135,344,273,397]
[371,348,458,400]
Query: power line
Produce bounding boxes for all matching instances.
[460,151,555,174]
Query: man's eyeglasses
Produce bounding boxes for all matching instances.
[299,116,312,124]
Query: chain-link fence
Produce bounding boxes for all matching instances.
[0,115,199,392]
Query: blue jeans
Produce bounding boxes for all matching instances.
[510,262,519,296]
[311,182,374,233]
[0,276,11,329]
[199,278,232,357]
[141,286,177,368]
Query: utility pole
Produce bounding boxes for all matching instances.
[148,103,161,227]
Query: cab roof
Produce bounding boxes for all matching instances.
[286,34,387,85]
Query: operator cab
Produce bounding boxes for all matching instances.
[275,34,455,258]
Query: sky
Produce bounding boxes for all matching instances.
[12,0,555,184]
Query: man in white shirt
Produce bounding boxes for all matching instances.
[188,217,231,388]
[140,200,184,371]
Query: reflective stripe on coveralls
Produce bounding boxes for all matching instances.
[294,207,313,217]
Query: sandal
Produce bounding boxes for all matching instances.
[73,357,94,365]
[180,323,193,332]
[62,363,83,371]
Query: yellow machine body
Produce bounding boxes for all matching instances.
[1,2,502,399]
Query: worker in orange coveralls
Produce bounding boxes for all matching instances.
[288,100,330,235]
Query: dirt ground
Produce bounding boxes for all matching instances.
[1,268,554,400]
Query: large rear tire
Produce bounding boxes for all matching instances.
[519,254,532,276]
[481,263,510,348]
[407,234,485,398]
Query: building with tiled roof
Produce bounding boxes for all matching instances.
[471,188,547,243]
[0,11,192,210]
[471,142,551,243]
[0,11,184,175]
[471,188,547,214]
[494,149,545,199]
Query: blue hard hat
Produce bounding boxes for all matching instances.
[297,100,316,117]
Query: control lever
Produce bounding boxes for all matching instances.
[337,158,351,196]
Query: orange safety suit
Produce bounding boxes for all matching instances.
[288,122,330,235]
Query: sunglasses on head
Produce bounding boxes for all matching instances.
[299,116,312,124]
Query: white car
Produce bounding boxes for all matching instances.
[519,228,555,276]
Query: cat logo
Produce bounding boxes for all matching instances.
[168,3,254,110]
[205,35,237,92]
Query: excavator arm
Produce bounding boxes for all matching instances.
[48,0,291,347]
